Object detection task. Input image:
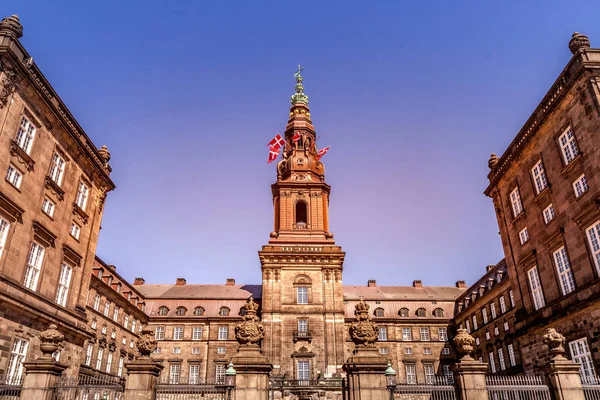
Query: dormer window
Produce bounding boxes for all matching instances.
[158,306,169,316]
[374,308,384,317]
[219,307,230,317]
[416,308,426,317]
[176,306,187,316]
[399,308,409,317]
[98,269,103,279]
[116,283,121,294]
[194,307,205,316]
[433,308,444,317]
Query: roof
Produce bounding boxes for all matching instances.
[343,286,465,301]
[343,300,457,319]
[135,284,262,300]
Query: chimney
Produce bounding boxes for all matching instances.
[226,278,236,286]
[413,280,422,288]
[367,280,376,287]
[176,278,186,286]
[133,277,145,285]
[456,280,466,289]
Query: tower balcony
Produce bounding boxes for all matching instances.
[293,330,313,342]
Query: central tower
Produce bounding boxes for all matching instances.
[259,69,346,379]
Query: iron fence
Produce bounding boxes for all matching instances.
[0,375,22,400]
[155,380,231,400]
[269,378,345,400]
[53,375,124,400]
[390,376,457,400]
[485,375,551,400]
[582,375,600,400]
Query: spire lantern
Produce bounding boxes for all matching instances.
[290,64,309,105]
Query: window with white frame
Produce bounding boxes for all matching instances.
[504,322,509,331]
[48,153,65,186]
[218,326,228,340]
[93,294,100,310]
[489,352,496,373]
[172,347,181,355]
[498,348,506,371]
[509,290,515,307]
[104,301,110,317]
[296,286,308,304]
[189,365,200,384]
[553,246,576,295]
[70,222,81,240]
[112,307,119,322]
[405,364,416,384]
[573,174,589,198]
[490,303,497,319]
[379,347,389,355]
[96,348,104,370]
[298,319,308,332]
[110,330,116,339]
[424,364,435,384]
[91,320,97,330]
[519,228,530,245]
[41,197,55,218]
[486,331,490,340]
[499,296,506,314]
[569,338,595,379]
[510,187,524,217]
[6,164,23,189]
[405,347,413,355]
[118,357,124,377]
[215,364,226,384]
[169,364,181,384]
[442,347,450,355]
[443,365,453,383]
[475,338,480,345]
[192,327,202,340]
[465,319,471,333]
[558,127,579,164]
[85,344,93,366]
[217,347,226,354]
[438,327,448,341]
[494,327,499,336]
[55,263,72,307]
[15,116,36,154]
[192,347,200,355]
[585,221,600,274]
[106,352,113,373]
[7,338,29,382]
[131,319,137,332]
[527,266,545,310]
[75,181,90,210]
[472,315,478,330]
[420,328,430,341]
[24,242,44,290]
[378,326,387,341]
[155,326,165,340]
[543,204,556,224]
[507,344,516,367]
[531,160,549,194]
[123,315,129,330]
[402,328,412,341]
[297,360,310,380]
[423,347,432,355]
[153,347,162,354]
[121,337,126,345]
[0,217,8,260]
[173,327,183,340]
[101,326,107,335]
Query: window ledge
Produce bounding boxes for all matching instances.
[45,176,64,201]
[72,203,89,224]
[9,141,35,172]
[512,211,526,225]
[561,153,583,178]
[533,186,551,204]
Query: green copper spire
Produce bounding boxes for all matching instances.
[290,64,309,105]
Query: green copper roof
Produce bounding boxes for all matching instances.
[290,64,309,105]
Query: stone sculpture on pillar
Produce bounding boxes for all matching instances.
[452,328,488,400]
[543,328,586,400]
[454,327,476,361]
[348,299,379,351]
[123,326,163,400]
[136,326,158,358]
[235,296,265,347]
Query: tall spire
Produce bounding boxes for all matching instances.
[290,64,309,105]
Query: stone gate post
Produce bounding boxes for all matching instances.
[123,327,163,400]
[543,328,585,400]
[452,329,488,400]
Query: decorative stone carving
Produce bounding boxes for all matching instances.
[136,326,158,358]
[348,300,379,348]
[0,15,23,39]
[543,328,566,359]
[569,32,590,54]
[0,64,17,109]
[453,328,476,360]
[98,145,111,166]
[235,296,265,346]
[488,153,499,170]
[38,324,64,360]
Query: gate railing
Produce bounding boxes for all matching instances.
[485,375,551,400]
[155,379,230,400]
[53,375,124,400]
[0,375,22,400]
[390,376,457,400]
[582,374,600,400]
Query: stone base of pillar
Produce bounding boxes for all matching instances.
[453,358,488,400]
[343,346,388,400]
[546,356,585,400]
[21,360,68,400]
[231,345,273,400]
[124,358,164,400]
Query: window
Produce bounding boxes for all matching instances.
[379,347,389,355]
[504,322,509,331]
[553,246,576,295]
[499,297,506,314]
[296,287,308,304]
[154,347,162,354]
[169,364,181,384]
[443,365,453,383]
[498,348,506,371]
[75,181,90,210]
[465,319,471,333]
[416,308,426,317]
[374,307,384,317]
[509,290,515,308]
[85,344,93,366]
[507,344,516,367]
[52,351,61,364]
[404,347,413,355]
[6,164,22,189]
[124,315,129,330]
[519,228,530,245]
[494,327,499,336]
[193,327,202,340]
[91,320,97,330]
[424,364,435,385]
[219,307,230,316]
[475,338,480,346]
[573,174,589,198]
[482,308,488,324]
[402,328,412,341]
[118,357,124,377]
[70,222,81,240]
[110,330,116,339]
[433,308,444,317]
[96,348,104,370]
[420,328,430,341]
[176,306,186,316]
[122,337,126,345]
[490,303,497,319]
[528,266,545,310]
[423,347,432,355]
[438,328,448,341]
[55,263,73,307]
[7,338,28,382]
[295,201,307,227]
[104,301,110,317]
[217,346,226,354]
[510,187,523,217]
[218,326,228,340]
[472,315,478,330]
[24,242,45,290]
[399,308,409,317]
[194,307,205,316]
[531,160,548,194]
[298,319,308,332]
[155,326,165,340]
[0,217,8,260]
[297,361,310,381]
[101,326,107,335]
[172,347,181,354]
[41,197,55,218]
[158,306,169,316]
[543,204,556,224]
[558,127,579,164]
[215,364,226,384]
[587,221,600,274]
[378,327,387,341]
[442,347,450,355]
[405,364,416,384]
[173,327,183,340]
[129,340,134,349]
[489,352,496,373]
[113,307,119,322]
[192,347,200,355]
[486,331,490,340]
[189,365,200,384]
[569,338,595,379]
[106,352,113,373]
[15,116,36,154]
[49,153,65,185]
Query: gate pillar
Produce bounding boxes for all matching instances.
[343,346,389,400]
[543,328,585,400]
[231,346,272,400]
[452,329,487,400]
[124,327,163,400]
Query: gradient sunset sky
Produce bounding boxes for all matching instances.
[5,1,600,287]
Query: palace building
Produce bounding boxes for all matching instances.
[0,14,599,391]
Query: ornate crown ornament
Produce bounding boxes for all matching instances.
[543,328,566,359]
[348,299,379,348]
[453,328,475,360]
[136,326,158,358]
[235,296,265,346]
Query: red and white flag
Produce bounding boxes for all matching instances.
[317,146,330,160]
[267,146,280,164]
[267,133,285,150]
[291,132,301,143]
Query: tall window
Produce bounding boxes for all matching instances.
[573,174,589,198]
[420,328,430,341]
[93,294,100,311]
[173,327,183,340]
[498,348,506,371]
[155,326,165,340]
[507,344,516,367]
[424,364,435,384]
[295,201,307,228]
[490,303,497,319]
[527,266,545,310]
[118,357,124,377]
[402,328,412,341]
[48,153,65,185]
[543,204,556,224]
[443,365,454,383]
[41,197,55,218]
[489,352,496,373]
[405,364,416,384]
[218,326,228,340]
[569,338,595,379]
[106,352,113,373]
[499,296,506,314]
[0,217,9,259]
[215,364,226,384]
[15,116,36,154]
[192,327,202,340]
[75,181,90,210]
[55,263,73,307]
[510,187,523,217]
[378,327,387,341]
[297,360,310,381]
[509,290,515,307]
[558,127,579,164]
[438,328,448,341]
[189,365,200,384]
[298,319,308,332]
[104,301,110,317]
[124,315,129,330]
[553,246,576,295]
[169,364,181,384]
[85,344,93,366]
[24,242,45,290]
[96,348,104,370]
[296,287,308,304]
[7,338,28,382]
[70,222,81,240]
[113,307,119,322]
[586,221,600,274]
[531,160,548,194]
[482,308,488,324]
[465,319,471,333]
[519,228,530,245]
[6,164,22,189]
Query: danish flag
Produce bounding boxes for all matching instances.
[267,146,280,164]
[267,133,285,150]
[291,132,301,143]
[317,146,330,160]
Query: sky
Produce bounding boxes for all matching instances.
[5,0,600,288]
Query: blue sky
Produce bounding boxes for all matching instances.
[5,1,600,287]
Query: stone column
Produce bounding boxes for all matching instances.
[232,297,272,400]
[124,327,163,400]
[20,324,67,400]
[452,329,488,400]
[543,328,585,400]
[342,300,388,400]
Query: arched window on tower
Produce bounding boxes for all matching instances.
[295,201,308,229]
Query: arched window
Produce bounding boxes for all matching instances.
[433,308,444,317]
[239,307,247,316]
[416,308,426,317]
[294,275,312,304]
[374,308,384,317]
[176,306,187,316]
[194,307,205,316]
[399,308,409,317]
[158,306,169,316]
[219,307,230,316]
[295,201,307,228]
